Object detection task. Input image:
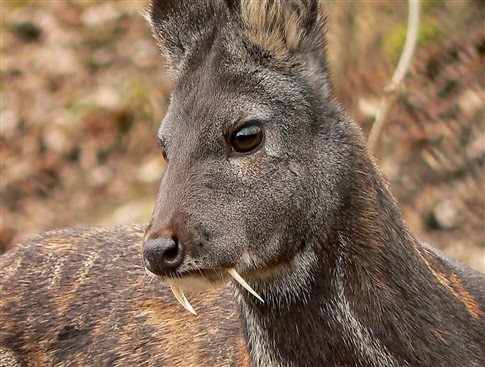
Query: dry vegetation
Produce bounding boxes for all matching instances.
[1,1,484,270]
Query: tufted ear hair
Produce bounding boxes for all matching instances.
[224,0,326,61]
[147,0,222,75]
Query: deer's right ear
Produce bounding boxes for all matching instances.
[223,0,324,61]
[147,0,217,74]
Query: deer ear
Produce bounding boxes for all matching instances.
[147,0,218,74]
[224,0,324,59]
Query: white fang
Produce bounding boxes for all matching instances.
[227,268,264,303]
[169,283,197,315]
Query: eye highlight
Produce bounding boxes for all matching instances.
[229,124,264,155]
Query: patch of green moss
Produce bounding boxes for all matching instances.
[126,77,150,109]
[419,21,442,45]
[382,20,442,59]
[382,24,407,59]
[421,0,441,13]
[4,0,35,10]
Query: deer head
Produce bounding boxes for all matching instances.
[143,0,366,310]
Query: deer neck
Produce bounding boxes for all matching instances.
[237,155,423,367]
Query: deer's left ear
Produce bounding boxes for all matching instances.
[224,0,326,60]
[147,0,220,75]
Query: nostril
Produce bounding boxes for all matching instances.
[163,236,179,261]
[143,236,185,276]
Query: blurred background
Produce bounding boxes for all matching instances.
[1,1,483,271]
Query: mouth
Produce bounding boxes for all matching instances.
[152,267,264,315]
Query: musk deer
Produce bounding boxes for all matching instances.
[1,0,484,366]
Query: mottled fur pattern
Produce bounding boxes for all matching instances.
[1,0,485,366]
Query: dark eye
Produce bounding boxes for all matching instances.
[158,137,168,162]
[230,124,264,154]
[161,148,168,162]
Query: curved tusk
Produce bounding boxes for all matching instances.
[227,268,264,303]
[169,283,197,315]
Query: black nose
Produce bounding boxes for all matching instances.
[143,236,185,276]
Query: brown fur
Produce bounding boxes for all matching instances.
[0,225,246,366]
[417,246,483,319]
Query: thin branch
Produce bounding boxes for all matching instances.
[367,0,420,156]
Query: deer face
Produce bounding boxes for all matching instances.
[143,0,354,305]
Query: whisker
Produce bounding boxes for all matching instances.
[195,263,208,284]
